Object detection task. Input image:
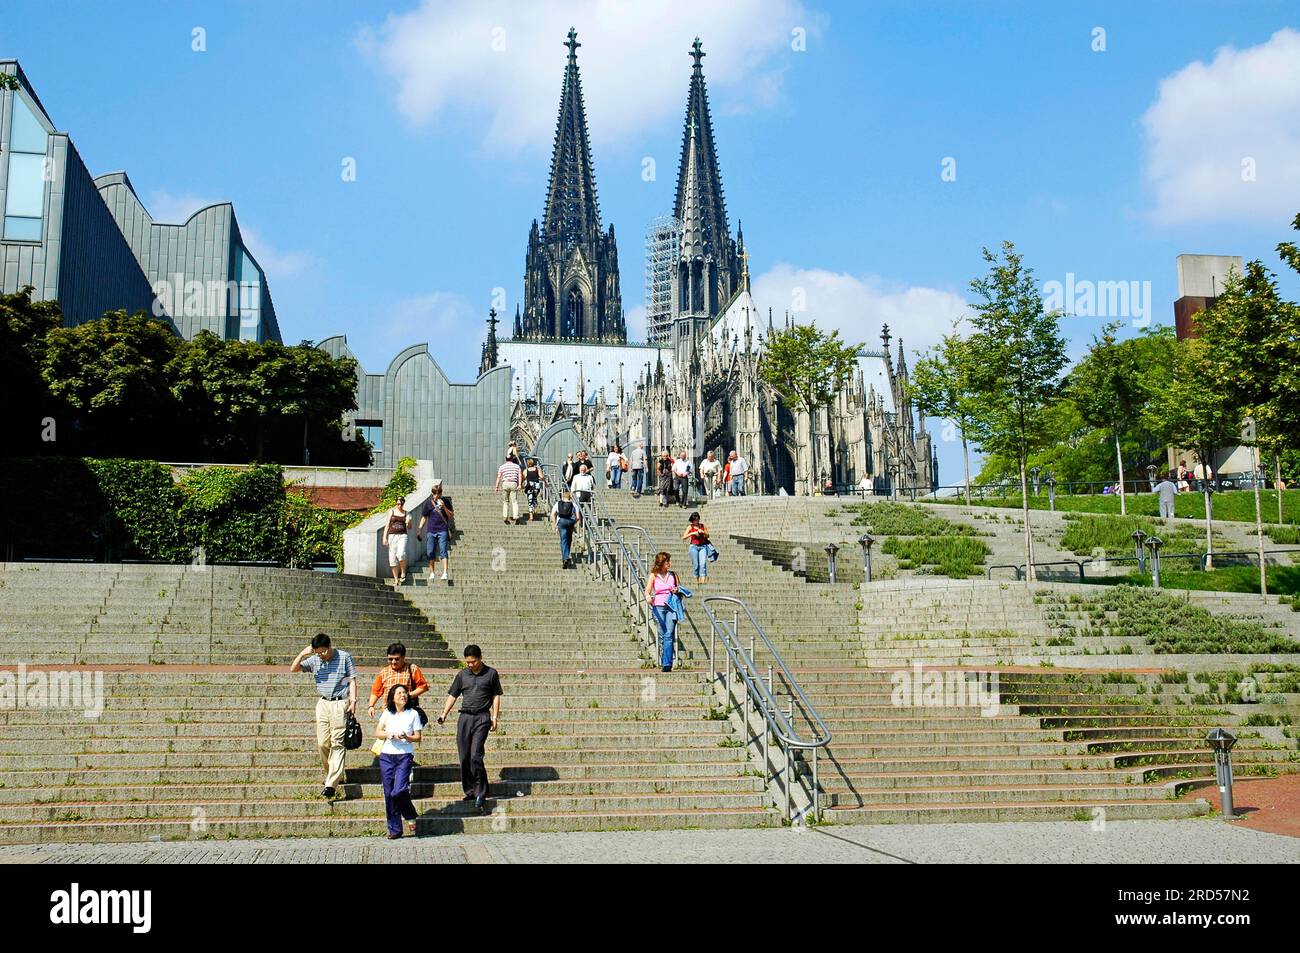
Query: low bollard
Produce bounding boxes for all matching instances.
[857,532,874,584]
[1146,535,1163,589]
[1132,529,1148,574]
[1206,728,1237,819]
[824,543,839,585]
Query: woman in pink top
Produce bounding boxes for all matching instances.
[643,551,680,672]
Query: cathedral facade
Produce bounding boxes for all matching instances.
[487,31,937,496]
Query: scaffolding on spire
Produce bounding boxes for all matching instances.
[644,214,679,346]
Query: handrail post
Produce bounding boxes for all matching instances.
[785,700,794,822]
[764,665,773,782]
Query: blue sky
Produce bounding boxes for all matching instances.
[7,1,1299,481]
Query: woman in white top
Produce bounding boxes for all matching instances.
[376,684,423,838]
[606,444,626,491]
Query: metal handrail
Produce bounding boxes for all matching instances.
[700,595,832,822]
[567,444,833,820]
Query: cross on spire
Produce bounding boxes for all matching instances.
[881,323,892,351]
[565,27,580,62]
[690,37,705,69]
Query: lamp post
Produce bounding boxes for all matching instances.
[858,531,875,584]
[1146,463,1157,491]
[1030,466,1042,497]
[1206,728,1238,819]
[1145,535,1163,589]
[1045,473,1057,512]
[824,543,840,585]
[1131,529,1147,573]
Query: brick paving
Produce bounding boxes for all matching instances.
[0,820,1294,864]
[1179,775,1300,839]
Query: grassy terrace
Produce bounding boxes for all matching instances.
[919,488,1300,525]
[1037,586,1300,654]
[1058,513,1231,556]
[1077,565,1300,599]
[839,501,991,577]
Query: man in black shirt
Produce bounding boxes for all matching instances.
[436,644,503,813]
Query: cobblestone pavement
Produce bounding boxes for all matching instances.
[0,820,1295,864]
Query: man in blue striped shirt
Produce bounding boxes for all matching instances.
[291,633,357,799]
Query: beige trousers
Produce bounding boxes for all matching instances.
[315,697,349,789]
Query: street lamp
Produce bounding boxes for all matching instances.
[1030,466,1042,496]
[1146,463,1157,491]
[1145,535,1163,589]
[1131,529,1147,573]
[1206,728,1238,819]
[1045,472,1057,512]
[824,543,840,585]
[858,531,875,583]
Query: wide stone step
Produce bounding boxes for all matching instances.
[819,799,1206,824]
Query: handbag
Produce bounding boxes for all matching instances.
[343,711,363,750]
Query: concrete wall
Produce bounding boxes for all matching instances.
[342,460,433,577]
[319,336,513,484]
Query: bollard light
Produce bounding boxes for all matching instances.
[1045,473,1057,512]
[1131,529,1148,572]
[1206,728,1238,819]
[1146,463,1157,491]
[824,542,840,585]
[1145,535,1163,589]
[1031,466,1042,497]
[858,532,875,584]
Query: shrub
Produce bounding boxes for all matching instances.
[842,501,986,537]
[881,535,991,577]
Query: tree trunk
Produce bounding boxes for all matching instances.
[1276,454,1285,527]
[1020,457,1035,582]
[1253,445,1267,599]
[1113,431,1126,516]
[1203,484,1214,572]
[961,433,972,507]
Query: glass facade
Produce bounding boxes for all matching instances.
[3,94,49,241]
[235,246,262,341]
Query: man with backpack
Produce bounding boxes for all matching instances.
[550,489,583,569]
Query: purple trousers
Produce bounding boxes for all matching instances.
[379,752,417,836]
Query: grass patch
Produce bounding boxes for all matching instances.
[880,536,991,578]
[841,501,987,536]
[1059,513,1227,557]
[920,488,1300,524]
[1048,585,1299,654]
[1080,565,1300,598]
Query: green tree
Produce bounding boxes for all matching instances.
[1143,336,1244,569]
[965,242,1069,579]
[911,326,985,504]
[759,322,862,494]
[1069,322,1145,515]
[0,287,61,455]
[41,310,183,457]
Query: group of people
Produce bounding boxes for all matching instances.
[381,481,455,587]
[291,636,503,839]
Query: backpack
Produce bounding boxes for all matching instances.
[343,712,364,750]
[557,500,575,520]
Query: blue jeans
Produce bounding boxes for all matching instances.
[610,466,622,489]
[689,543,708,579]
[379,752,417,836]
[651,605,677,670]
[425,530,449,561]
[730,474,745,496]
[557,518,576,560]
[630,469,644,494]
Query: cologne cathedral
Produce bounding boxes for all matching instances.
[483,30,937,495]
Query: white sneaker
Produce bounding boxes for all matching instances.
[441,571,449,581]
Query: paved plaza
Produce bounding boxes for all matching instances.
[1,820,1294,865]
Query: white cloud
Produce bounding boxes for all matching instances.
[750,263,969,359]
[357,0,817,151]
[625,303,648,341]
[381,291,479,354]
[1142,28,1300,226]
[239,226,314,280]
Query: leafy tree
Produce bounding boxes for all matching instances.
[964,242,1069,579]
[759,322,862,494]
[1069,321,1145,514]
[0,288,61,455]
[1143,336,1244,569]
[911,325,985,504]
[41,310,183,457]
[0,74,19,91]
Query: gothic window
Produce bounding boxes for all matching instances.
[564,288,584,338]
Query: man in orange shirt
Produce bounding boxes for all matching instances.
[366,642,429,719]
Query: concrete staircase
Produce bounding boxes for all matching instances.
[595,490,1300,823]
[0,495,774,844]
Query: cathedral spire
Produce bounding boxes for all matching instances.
[679,118,705,260]
[673,37,738,316]
[543,28,601,243]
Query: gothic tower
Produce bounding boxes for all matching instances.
[672,38,740,324]
[520,28,625,342]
